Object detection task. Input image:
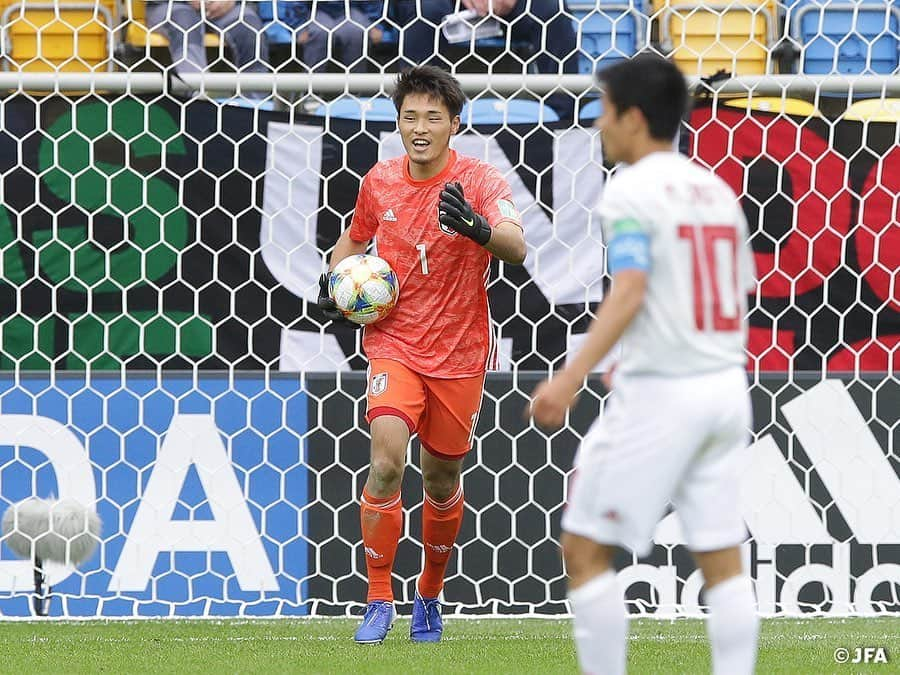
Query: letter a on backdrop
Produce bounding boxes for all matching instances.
[110,414,278,591]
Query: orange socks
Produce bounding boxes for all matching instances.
[360,484,464,602]
[360,487,403,603]
[418,483,464,599]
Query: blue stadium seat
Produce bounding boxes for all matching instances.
[257,0,294,45]
[313,97,397,121]
[461,98,560,124]
[256,1,275,22]
[316,98,559,124]
[570,1,647,74]
[578,99,604,120]
[788,0,900,74]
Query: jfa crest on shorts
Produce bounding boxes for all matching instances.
[364,359,486,459]
[370,372,388,397]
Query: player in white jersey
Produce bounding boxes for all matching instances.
[529,55,759,675]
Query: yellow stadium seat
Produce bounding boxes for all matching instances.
[841,99,900,123]
[650,0,778,17]
[0,1,115,71]
[655,1,775,76]
[723,97,819,117]
[126,0,220,50]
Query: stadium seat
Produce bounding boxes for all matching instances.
[722,97,820,116]
[570,1,647,74]
[316,97,559,124]
[461,98,560,124]
[313,96,397,121]
[0,1,116,71]
[655,1,775,76]
[578,98,604,120]
[842,98,900,121]
[125,0,220,51]
[256,0,293,46]
[786,0,900,74]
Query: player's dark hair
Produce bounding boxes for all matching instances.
[595,54,689,142]
[392,66,465,119]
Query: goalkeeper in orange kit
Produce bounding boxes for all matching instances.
[318,65,526,644]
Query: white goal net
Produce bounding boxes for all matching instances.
[0,0,897,618]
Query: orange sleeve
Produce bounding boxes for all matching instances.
[348,173,377,242]
[474,165,522,230]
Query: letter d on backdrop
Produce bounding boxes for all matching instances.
[0,415,97,591]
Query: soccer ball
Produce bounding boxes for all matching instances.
[328,254,399,325]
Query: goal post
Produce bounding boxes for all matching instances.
[0,5,897,617]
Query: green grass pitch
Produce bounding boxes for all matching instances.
[0,617,897,673]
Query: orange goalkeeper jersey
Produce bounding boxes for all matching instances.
[348,150,521,378]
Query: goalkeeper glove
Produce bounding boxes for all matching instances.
[438,182,492,246]
[317,272,362,329]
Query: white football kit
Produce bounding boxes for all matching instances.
[562,152,757,556]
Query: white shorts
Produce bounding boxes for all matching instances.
[561,367,751,557]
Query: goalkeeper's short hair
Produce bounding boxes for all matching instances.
[392,65,466,121]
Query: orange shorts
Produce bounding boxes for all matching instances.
[365,358,485,460]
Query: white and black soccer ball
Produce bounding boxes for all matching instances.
[328,254,400,325]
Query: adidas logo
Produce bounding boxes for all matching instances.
[382,209,397,222]
[426,543,452,554]
[364,546,384,560]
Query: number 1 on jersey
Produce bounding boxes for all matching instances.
[416,243,429,275]
[678,224,740,331]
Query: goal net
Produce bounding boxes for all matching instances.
[0,0,897,618]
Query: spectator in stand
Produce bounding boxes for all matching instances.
[391,0,578,119]
[145,1,269,75]
[283,1,385,72]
